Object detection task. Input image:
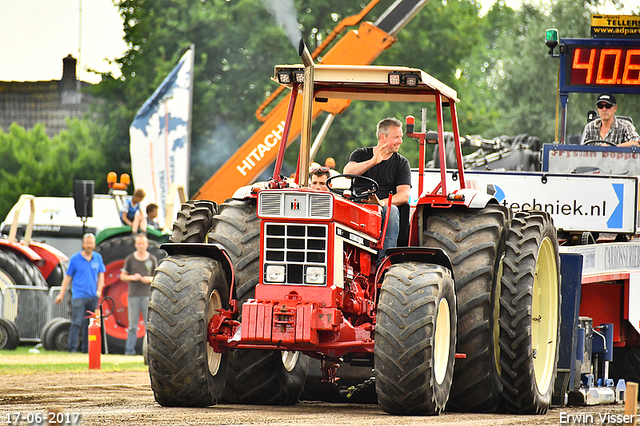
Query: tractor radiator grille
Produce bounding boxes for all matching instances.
[264,223,327,285]
[258,191,332,219]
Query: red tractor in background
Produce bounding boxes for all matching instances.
[146,41,561,415]
[0,194,68,349]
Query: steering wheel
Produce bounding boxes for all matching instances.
[584,139,617,147]
[326,174,379,203]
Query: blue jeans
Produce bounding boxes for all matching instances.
[125,296,149,355]
[379,204,399,261]
[69,296,98,353]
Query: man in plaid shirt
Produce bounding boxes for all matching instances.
[581,93,639,147]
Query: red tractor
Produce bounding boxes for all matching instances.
[147,44,561,415]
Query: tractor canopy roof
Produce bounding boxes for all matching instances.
[273,64,459,104]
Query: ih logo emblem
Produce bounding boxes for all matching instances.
[291,199,300,210]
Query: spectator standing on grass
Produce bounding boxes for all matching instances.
[55,233,105,353]
[120,234,157,356]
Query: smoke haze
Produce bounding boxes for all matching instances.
[262,0,302,50]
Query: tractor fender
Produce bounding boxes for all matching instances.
[231,185,254,200]
[160,243,236,289]
[96,226,169,246]
[454,188,498,209]
[0,240,41,262]
[23,241,68,280]
[377,247,454,281]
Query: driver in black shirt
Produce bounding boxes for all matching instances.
[344,117,412,260]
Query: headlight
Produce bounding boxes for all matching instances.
[305,266,325,284]
[266,265,285,283]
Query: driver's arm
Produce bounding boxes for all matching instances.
[389,184,410,206]
[344,159,375,176]
[614,123,640,147]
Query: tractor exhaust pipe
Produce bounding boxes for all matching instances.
[299,39,314,188]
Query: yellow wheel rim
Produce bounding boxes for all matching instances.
[434,298,451,385]
[532,237,558,395]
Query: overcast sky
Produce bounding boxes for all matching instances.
[0,0,636,84]
[0,0,126,84]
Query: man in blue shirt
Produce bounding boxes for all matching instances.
[55,233,105,353]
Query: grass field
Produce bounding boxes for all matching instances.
[0,345,147,374]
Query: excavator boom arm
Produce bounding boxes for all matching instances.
[193,0,429,203]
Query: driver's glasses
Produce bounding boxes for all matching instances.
[312,166,330,172]
[597,103,613,109]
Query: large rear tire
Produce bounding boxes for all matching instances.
[375,262,457,415]
[421,204,509,412]
[171,201,217,243]
[1,248,47,287]
[209,199,308,405]
[0,248,46,287]
[499,211,560,414]
[147,255,229,407]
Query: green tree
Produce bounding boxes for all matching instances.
[88,0,495,192]
[0,120,110,221]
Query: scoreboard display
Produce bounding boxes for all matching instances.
[560,38,640,93]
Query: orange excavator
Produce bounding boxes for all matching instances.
[193,0,431,203]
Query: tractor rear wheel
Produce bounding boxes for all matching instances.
[171,200,217,242]
[147,255,229,407]
[0,248,46,287]
[499,211,560,414]
[375,262,457,415]
[209,199,308,405]
[45,263,66,288]
[95,234,166,354]
[1,248,47,287]
[421,204,509,412]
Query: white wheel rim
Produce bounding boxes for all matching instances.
[207,289,223,376]
[0,271,18,322]
[281,351,299,372]
[434,298,451,385]
[532,237,558,395]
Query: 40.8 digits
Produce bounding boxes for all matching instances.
[571,47,640,85]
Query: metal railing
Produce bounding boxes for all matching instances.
[0,285,70,342]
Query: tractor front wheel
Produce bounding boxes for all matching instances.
[147,255,230,407]
[499,211,560,414]
[375,262,457,415]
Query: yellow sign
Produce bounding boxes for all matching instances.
[591,15,640,38]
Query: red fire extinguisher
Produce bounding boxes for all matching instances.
[88,309,101,370]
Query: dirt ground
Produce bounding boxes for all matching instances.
[1,366,637,426]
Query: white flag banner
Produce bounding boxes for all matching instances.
[129,48,193,229]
